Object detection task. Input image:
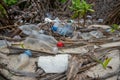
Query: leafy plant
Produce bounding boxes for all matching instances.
[0,0,18,21]
[69,0,94,27]
[110,24,120,32]
[3,0,18,6]
[0,4,7,17]
[59,0,67,3]
[20,44,25,49]
[96,58,112,69]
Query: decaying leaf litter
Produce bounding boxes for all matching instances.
[0,0,120,80]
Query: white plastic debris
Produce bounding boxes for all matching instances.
[98,19,103,23]
[19,24,39,35]
[0,40,11,48]
[72,32,81,40]
[87,15,92,19]
[38,54,70,73]
[88,25,110,29]
[45,18,53,23]
[53,47,58,54]
[90,31,103,38]
[13,35,21,39]
[81,33,93,40]
[44,17,61,23]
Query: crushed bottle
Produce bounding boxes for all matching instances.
[90,31,103,38]
[52,20,74,36]
[24,34,58,54]
[16,50,32,70]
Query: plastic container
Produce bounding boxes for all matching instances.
[16,50,32,70]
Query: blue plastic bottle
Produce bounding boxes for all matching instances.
[52,21,73,36]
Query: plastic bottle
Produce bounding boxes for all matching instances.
[24,34,58,54]
[0,40,11,48]
[16,50,32,70]
[62,22,74,36]
[52,21,74,36]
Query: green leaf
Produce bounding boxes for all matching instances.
[102,58,112,69]
[71,11,79,19]
[3,0,18,6]
[20,44,25,49]
[88,9,95,12]
[92,57,112,69]
[0,4,7,17]
[110,29,115,33]
[59,0,67,3]
[110,24,119,32]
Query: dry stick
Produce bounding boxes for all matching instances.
[78,62,97,73]
[8,46,56,55]
[52,74,66,80]
[60,77,67,80]
[0,72,10,80]
[40,73,66,80]
[0,36,24,42]
[67,56,82,80]
[0,25,16,30]
[117,50,120,79]
[62,0,71,11]
[99,41,120,48]
[104,3,120,24]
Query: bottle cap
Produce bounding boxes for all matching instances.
[57,42,64,47]
[24,50,32,57]
[52,26,58,31]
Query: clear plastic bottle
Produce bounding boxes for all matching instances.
[24,34,58,54]
[0,40,11,48]
[16,50,32,70]
[52,21,74,36]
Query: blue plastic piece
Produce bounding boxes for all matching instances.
[52,26,58,31]
[24,50,32,57]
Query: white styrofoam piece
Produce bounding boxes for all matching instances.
[38,54,69,73]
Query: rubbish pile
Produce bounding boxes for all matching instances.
[0,17,120,80]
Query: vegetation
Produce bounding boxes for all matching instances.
[96,57,112,69]
[110,24,120,32]
[3,0,18,6]
[69,0,94,27]
[0,4,7,18]
[59,0,67,3]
